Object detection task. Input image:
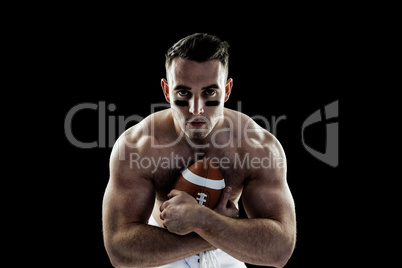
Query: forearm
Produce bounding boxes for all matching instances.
[194,207,294,267]
[105,222,214,267]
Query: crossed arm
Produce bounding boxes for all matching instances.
[102,171,215,267]
[160,171,296,267]
[102,145,296,268]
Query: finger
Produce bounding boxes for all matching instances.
[218,186,232,208]
[167,189,182,198]
[160,199,170,212]
[160,201,168,212]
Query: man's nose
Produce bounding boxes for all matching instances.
[188,97,204,115]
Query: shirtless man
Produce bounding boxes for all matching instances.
[102,33,296,267]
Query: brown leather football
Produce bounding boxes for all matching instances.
[173,158,225,209]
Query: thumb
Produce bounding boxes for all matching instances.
[218,186,232,208]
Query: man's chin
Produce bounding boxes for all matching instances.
[185,129,210,140]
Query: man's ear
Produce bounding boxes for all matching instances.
[224,78,233,102]
[161,78,170,103]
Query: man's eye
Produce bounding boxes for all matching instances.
[178,90,189,97]
[204,90,216,96]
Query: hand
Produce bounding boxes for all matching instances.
[214,186,239,219]
[160,190,200,235]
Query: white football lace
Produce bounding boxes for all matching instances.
[199,250,220,268]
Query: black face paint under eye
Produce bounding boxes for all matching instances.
[174,100,189,106]
[205,101,220,106]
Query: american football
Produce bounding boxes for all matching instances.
[173,158,225,209]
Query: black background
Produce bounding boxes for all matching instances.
[50,13,352,268]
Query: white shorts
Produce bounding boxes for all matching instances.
[148,215,247,268]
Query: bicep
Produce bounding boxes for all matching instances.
[241,133,295,224]
[102,150,156,233]
[241,169,295,225]
[103,174,155,227]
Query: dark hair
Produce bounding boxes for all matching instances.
[165,33,230,76]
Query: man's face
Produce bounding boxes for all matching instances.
[162,58,232,140]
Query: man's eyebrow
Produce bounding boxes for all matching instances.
[173,85,191,90]
[173,84,220,90]
[202,84,220,90]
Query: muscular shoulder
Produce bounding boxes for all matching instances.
[109,109,173,176]
[224,108,283,152]
[224,108,287,178]
[115,109,173,149]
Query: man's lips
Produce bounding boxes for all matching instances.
[188,120,207,127]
